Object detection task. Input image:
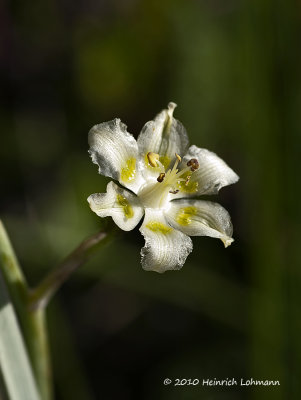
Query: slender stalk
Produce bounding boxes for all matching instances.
[0,220,52,400]
[0,219,118,400]
[0,220,28,315]
[28,223,117,311]
[25,309,51,400]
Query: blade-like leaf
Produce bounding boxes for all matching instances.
[0,270,40,400]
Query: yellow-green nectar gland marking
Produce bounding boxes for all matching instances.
[176,206,198,226]
[116,194,134,218]
[121,158,136,183]
[145,221,172,234]
[159,155,171,169]
[177,172,199,193]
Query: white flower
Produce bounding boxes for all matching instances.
[87,102,239,273]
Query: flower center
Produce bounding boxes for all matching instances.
[138,153,199,209]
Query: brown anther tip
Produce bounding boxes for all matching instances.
[157,173,165,183]
[175,153,182,162]
[169,189,179,194]
[187,158,199,171]
[147,152,159,167]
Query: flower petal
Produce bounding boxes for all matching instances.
[176,145,239,196]
[87,181,144,231]
[139,209,193,273]
[165,199,234,247]
[137,102,189,180]
[88,119,144,193]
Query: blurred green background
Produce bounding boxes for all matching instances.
[1,0,300,399]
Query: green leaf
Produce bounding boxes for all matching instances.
[0,269,40,400]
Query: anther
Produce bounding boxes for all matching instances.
[175,153,182,162]
[157,172,165,182]
[187,158,199,171]
[169,189,179,194]
[147,152,159,167]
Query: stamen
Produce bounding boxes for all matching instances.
[157,173,165,183]
[187,158,199,171]
[169,153,182,175]
[139,152,198,208]
[147,152,160,167]
[175,153,182,162]
[174,165,191,179]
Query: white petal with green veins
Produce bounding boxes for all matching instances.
[139,209,193,273]
[137,103,189,180]
[178,145,239,196]
[87,181,144,231]
[88,119,145,193]
[165,199,234,247]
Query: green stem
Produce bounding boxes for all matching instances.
[25,309,52,400]
[28,222,117,311]
[0,219,117,400]
[0,220,51,400]
[0,220,28,315]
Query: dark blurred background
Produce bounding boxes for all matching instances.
[1,0,300,399]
